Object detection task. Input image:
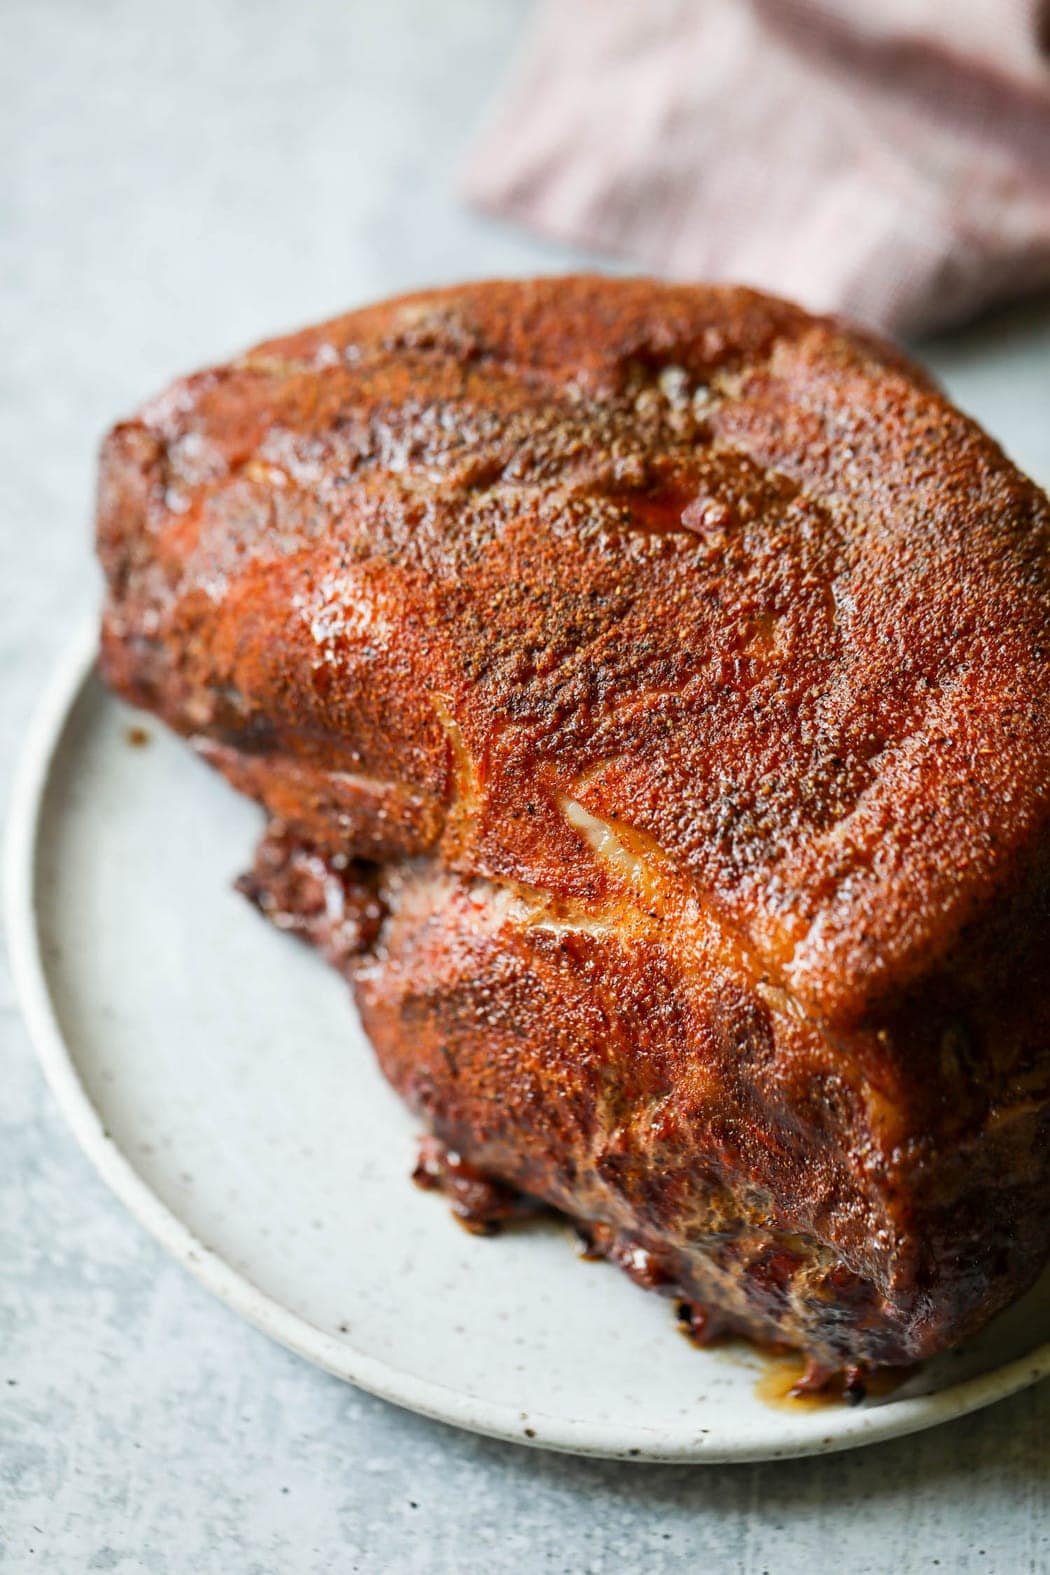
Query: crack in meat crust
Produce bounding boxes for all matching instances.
[96,277,1050,1383]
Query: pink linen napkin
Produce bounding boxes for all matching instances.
[463,0,1050,335]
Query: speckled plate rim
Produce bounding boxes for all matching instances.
[7,622,1050,1463]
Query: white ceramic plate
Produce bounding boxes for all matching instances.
[7,626,1050,1462]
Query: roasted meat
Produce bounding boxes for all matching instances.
[97,277,1050,1386]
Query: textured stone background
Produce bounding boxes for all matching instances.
[2,2,1049,1570]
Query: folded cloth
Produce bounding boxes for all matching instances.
[463,0,1050,335]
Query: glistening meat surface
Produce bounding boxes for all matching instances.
[97,277,1050,1384]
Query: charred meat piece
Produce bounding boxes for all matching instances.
[98,277,1050,1379]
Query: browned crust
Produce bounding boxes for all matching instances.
[96,277,1050,1372]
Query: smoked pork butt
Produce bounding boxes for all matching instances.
[98,278,1050,1385]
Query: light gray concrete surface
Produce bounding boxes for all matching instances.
[2,2,1049,1570]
